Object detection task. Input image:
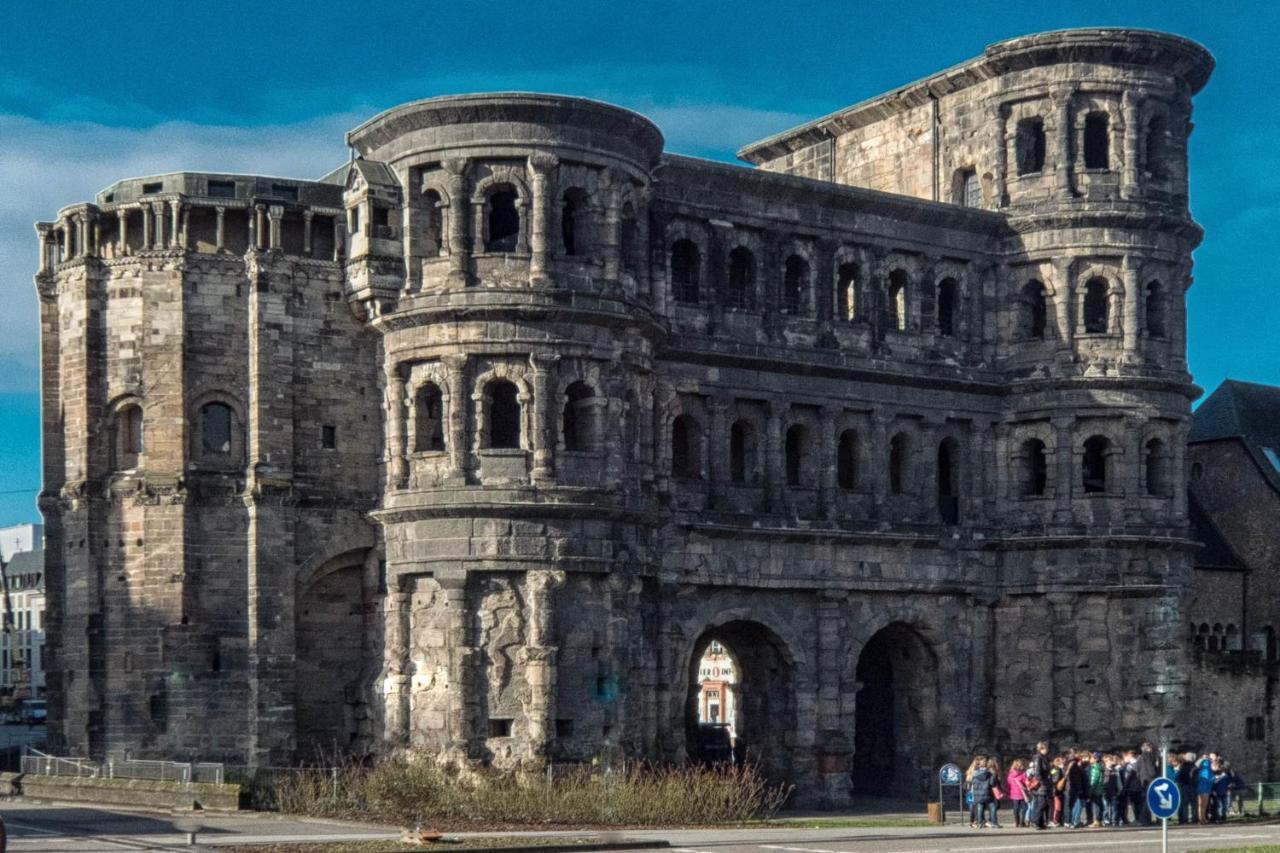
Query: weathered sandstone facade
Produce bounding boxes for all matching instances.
[34,29,1214,806]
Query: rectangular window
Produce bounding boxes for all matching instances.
[207,180,236,199]
[555,718,574,738]
[321,425,337,450]
[1247,716,1265,741]
[349,206,360,234]
[270,183,298,201]
[488,718,513,738]
[142,182,163,195]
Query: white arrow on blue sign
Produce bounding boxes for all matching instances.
[939,763,962,785]
[1147,777,1181,820]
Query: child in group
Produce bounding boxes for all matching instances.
[968,756,996,829]
[1103,753,1122,827]
[986,756,1004,828]
[1050,755,1066,828]
[1007,759,1029,828]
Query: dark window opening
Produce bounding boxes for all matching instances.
[321,425,336,450]
[1084,112,1110,170]
[837,430,858,490]
[486,189,520,253]
[486,380,521,449]
[937,438,960,525]
[201,402,233,455]
[116,404,143,469]
[349,205,360,235]
[1015,118,1046,175]
[937,278,958,337]
[1247,716,1265,741]
[1145,281,1166,338]
[671,414,701,480]
[415,383,445,452]
[1023,280,1048,340]
[148,693,167,730]
[1083,277,1109,334]
[783,255,808,315]
[956,168,981,208]
[1145,438,1167,496]
[489,718,513,738]
[887,269,908,331]
[1023,438,1048,497]
[561,188,589,255]
[270,183,299,202]
[729,420,755,484]
[1082,435,1109,494]
[726,247,755,310]
[671,239,700,304]
[555,718,574,738]
[1266,627,1278,663]
[422,189,444,255]
[837,263,858,321]
[785,424,807,486]
[1145,114,1169,179]
[562,381,594,452]
[889,433,909,495]
[207,180,236,199]
[142,182,162,195]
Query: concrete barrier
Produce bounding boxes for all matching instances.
[0,771,241,811]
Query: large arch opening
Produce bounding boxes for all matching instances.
[853,622,939,798]
[686,620,797,784]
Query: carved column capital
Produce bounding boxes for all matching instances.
[527,152,560,174]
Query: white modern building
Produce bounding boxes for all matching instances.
[0,524,45,699]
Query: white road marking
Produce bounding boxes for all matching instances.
[863,830,1280,853]
[4,820,61,836]
[759,846,843,853]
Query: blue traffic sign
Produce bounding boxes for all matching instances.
[939,763,962,785]
[1147,777,1181,820]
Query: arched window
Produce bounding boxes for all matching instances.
[114,403,144,470]
[887,269,908,332]
[561,187,589,256]
[954,168,981,208]
[837,430,858,489]
[1082,435,1109,494]
[1145,438,1167,496]
[837,263,858,321]
[1022,280,1048,340]
[561,381,595,452]
[1145,281,1166,338]
[201,402,233,456]
[937,438,960,525]
[729,419,756,484]
[1084,112,1110,170]
[888,433,910,495]
[414,383,445,452]
[1195,623,1210,649]
[1083,277,1109,334]
[1015,117,1046,175]
[726,247,755,310]
[784,424,808,486]
[620,204,639,275]
[1022,438,1048,497]
[422,189,444,256]
[671,414,701,479]
[485,379,521,449]
[671,239,700,304]
[1145,114,1168,179]
[1266,626,1278,663]
[485,188,520,253]
[783,255,808,315]
[937,278,958,337]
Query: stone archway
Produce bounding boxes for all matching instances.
[852,622,939,798]
[295,551,368,760]
[685,620,798,785]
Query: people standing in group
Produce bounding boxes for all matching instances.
[1007,759,1029,828]
[986,756,1004,829]
[1102,753,1122,826]
[1174,751,1196,825]
[967,756,997,829]
[1030,741,1053,830]
[1050,754,1066,827]
[1137,742,1160,825]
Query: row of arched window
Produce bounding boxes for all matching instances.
[1016,435,1171,497]
[412,378,599,454]
[1191,624,1280,662]
[1017,277,1168,340]
[1012,108,1169,179]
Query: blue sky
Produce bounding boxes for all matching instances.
[1,1,1277,526]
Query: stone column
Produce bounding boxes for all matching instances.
[268,205,284,251]
[387,365,408,490]
[215,206,226,250]
[443,159,469,286]
[871,412,890,519]
[819,405,838,520]
[815,238,837,333]
[169,200,181,248]
[920,421,940,524]
[635,186,653,304]
[152,203,166,250]
[1053,417,1075,524]
[1121,90,1140,199]
[76,214,88,258]
[255,205,267,251]
[91,215,102,258]
[707,397,728,507]
[1052,87,1075,196]
[601,172,623,288]
[333,216,345,262]
[117,210,129,256]
[993,103,1010,207]
[529,354,557,482]
[436,577,475,757]
[381,583,412,745]
[815,590,852,808]
[1172,421,1189,520]
[527,153,557,286]
[247,205,257,250]
[303,210,314,256]
[522,569,566,764]
[179,205,190,250]
[1052,255,1074,355]
[443,354,468,483]
[1121,254,1140,359]
[764,403,784,513]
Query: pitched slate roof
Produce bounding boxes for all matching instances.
[1188,494,1245,571]
[3,549,43,580]
[1191,379,1280,494]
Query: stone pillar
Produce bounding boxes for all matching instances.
[1052,255,1073,355]
[268,205,283,251]
[529,354,557,482]
[152,203,166,250]
[91,215,102,258]
[815,238,837,333]
[522,569,566,764]
[920,421,940,524]
[1121,90,1140,199]
[215,206,226,250]
[1121,254,1140,359]
[169,200,181,248]
[602,173,623,288]
[993,104,1010,207]
[34,224,51,275]
[635,186,653,305]
[527,153,557,286]
[443,354,468,483]
[333,216,344,262]
[1053,417,1075,523]
[76,215,88,258]
[815,590,852,808]
[387,365,408,490]
[117,210,129,256]
[381,583,412,746]
[1172,421,1189,521]
[255,205,267,251]
[1052,87,1075,196]
[871,413,890,518]
[819,405,838,520]
[436,577,475,757]
[764,403,784,513]
[179,204,190,250]
[443,159,469,286]
[303,209,314,256]
[707,397,728,506]
[141,205,153,251]
[247,205,257,250]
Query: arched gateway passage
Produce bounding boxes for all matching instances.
[853,623,939,798]
[686,620,797,782]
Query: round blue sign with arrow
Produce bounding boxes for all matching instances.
[939,763,962,785]
[1147,777,1181,821]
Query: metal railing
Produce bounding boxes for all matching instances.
[21,748,97,778]
[20,747,224,787]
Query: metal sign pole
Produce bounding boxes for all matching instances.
[1161,741,1169,853]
